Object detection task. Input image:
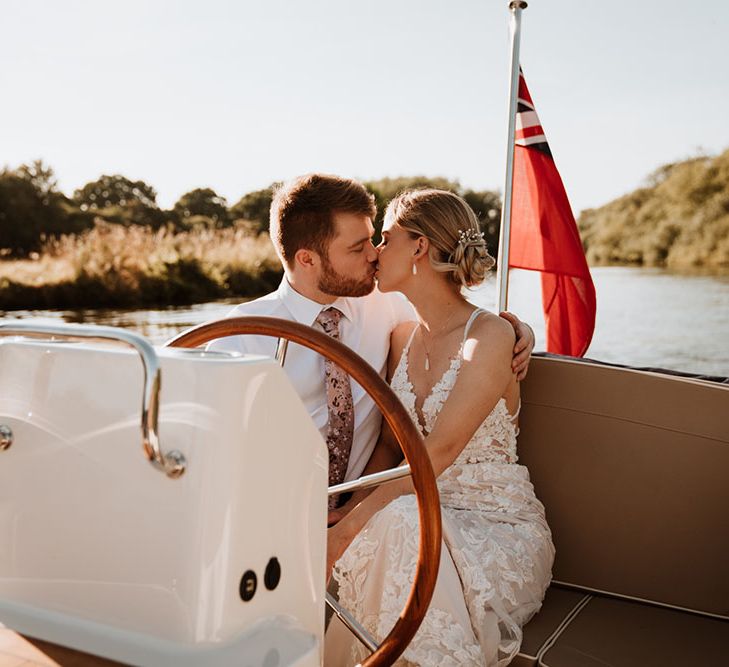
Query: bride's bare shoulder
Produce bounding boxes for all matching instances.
[390,320,418,345]
[466,311,516,357]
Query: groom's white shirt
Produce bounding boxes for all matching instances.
[207,279,415,481]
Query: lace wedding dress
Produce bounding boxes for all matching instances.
[325,310,555,666]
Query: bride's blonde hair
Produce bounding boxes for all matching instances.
[384,189,495,287]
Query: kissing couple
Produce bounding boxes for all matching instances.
[209,174,554,666]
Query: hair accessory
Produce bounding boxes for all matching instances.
[457,228,485,247]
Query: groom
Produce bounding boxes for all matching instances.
[208,174,534,490]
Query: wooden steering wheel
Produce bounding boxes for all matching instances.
[166,316,442,667]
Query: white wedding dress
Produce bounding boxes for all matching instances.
[325,310,555,666]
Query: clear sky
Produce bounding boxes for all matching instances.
[2,0,728,215]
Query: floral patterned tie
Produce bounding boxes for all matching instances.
[315,307,354,508]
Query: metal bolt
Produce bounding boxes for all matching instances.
[0,425,12,451]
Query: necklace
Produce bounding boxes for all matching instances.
[419,308,459,371]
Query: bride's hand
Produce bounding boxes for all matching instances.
[327,488,373,526]
[327,503,351,527]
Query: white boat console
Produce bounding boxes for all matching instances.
[0,325,328,666]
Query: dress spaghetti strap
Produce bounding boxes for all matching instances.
[403,322,419,352]
[461,308,487,348]
[391,322,419,384]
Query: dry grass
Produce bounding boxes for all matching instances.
[0,222,283,310]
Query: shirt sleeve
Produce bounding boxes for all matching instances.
[205,305,252,354]
[387,291,417,327]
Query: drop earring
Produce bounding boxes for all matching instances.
[412,262,417,275]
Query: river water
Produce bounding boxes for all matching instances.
[3,267,728,377]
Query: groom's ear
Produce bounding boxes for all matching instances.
[294,247,318,271]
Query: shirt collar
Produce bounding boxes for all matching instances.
[277,278,354,326]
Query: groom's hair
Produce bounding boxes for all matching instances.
[269,174,376,268]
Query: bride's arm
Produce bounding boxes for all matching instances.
[327,314,516,575]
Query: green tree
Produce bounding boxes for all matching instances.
[578,149,729,270]
[173,188,230,228]
[230,186,276,234]
[73,174,158,209]
[0,161,93,256]
[462,188,502,252]
[16,160,58,200]
[73,174,164,227]
[363,176,501,250]
[365,176,461,225]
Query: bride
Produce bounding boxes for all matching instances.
[325,189,555,666]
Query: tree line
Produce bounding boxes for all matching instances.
[577,148,729,271]
[0,162,503,258]
[6,153,725,272]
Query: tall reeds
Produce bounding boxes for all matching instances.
[0,222,283,310]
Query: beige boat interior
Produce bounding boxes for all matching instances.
[1,355,728,666]
[513,355,729,666]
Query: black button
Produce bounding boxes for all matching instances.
[264,557,281,591]
[239,570,257,601]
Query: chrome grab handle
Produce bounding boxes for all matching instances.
[328,464,411,497]
[0,321,186,479]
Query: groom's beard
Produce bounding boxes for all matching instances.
[318,255,376,298]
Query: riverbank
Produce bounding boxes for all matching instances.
[2,216,728,312]
[0,223,283,310]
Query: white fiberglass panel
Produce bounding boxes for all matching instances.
[0,340,327,659]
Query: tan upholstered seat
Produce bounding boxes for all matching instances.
[512,356,729,666]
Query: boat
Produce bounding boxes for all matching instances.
[1,318,727,667]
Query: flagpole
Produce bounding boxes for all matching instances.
[496,0,528,313]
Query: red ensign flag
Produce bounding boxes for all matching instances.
[508,69,596,357]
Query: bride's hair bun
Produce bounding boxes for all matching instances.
[450,227,495,287]
[384,189,495,288]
